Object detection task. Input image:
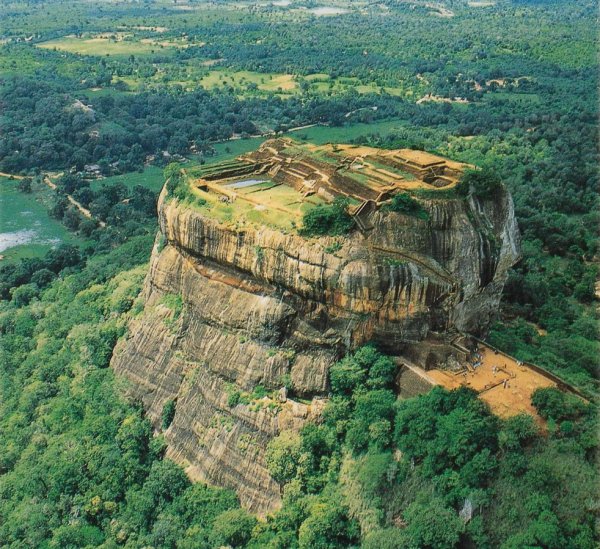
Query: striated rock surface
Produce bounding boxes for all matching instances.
[112,140,520,514]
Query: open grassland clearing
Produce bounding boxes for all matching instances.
[37,33,192,57]
[89,166,165,193]
[288,118,409,143]
[188,137,268,167]
[305,73,408,97]
[200,70,411,98]
[199,70,297,93]
[105,67,298,95]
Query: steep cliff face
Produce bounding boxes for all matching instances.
[111,142,520,514]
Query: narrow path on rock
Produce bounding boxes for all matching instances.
[369,244,457,287]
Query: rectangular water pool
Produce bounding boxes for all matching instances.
[225,178,270,189]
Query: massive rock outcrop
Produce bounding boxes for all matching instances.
[111,140,520,514]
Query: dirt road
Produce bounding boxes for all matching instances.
[41,175,106,228]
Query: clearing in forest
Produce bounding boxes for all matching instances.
[37,33,191,56]
[199,70,297,93]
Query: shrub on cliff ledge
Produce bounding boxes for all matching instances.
[265,430,302,485]
[300,197,354,237]
[164,163,206,206]
[385,193,429,220]
[161,399,176,429]
[457,168,503,200]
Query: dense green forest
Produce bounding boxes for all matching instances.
[0,0,597,546]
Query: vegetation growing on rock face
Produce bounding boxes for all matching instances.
[266,431,302,486]
[299,197,354,237]
[161,399,177,429]
[385,192,429,219]
[457,168,503,200]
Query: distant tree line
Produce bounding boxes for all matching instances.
[0,76,403,175]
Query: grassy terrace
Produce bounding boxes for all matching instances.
[175,154,326,231]
[183,182,327,232]
[364,158,417,180]
[188,159,253,179]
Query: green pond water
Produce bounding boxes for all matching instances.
[0,178,79,262]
